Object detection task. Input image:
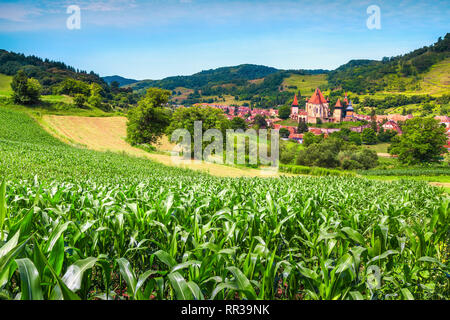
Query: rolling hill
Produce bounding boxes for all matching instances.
[326,34,450,95]
[127,64,281,91]
[113,34,449,108]
[102,75,139,87]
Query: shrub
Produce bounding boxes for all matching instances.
[73,94,87,108]
[11,70,41,105]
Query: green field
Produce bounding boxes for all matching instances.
[282,74,329,95]
[0,105,448,300]
[0,74,12,97]
[0,73,74,105]
[364,143,390,154]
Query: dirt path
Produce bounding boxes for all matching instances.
[42,115,281,178]
[429,182,450,189]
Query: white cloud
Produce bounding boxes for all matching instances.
[0,3,42,22]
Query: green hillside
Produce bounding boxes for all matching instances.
[419,58,450,95]
[0,50,138,109]
[0,73,12,97]
[327,34,450,95]
[103,75,139,87]
[282,74,329,95]
[128,64,280,91]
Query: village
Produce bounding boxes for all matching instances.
[191,88,450,150]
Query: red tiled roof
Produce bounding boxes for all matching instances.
[309,128,323,135]
[343,93,349,104]
[289,134,304,139]
[335,99,342,108]
[292,94,299,106]
[308,88,327,105]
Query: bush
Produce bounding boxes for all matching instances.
[73,94,87,108]
[279,128,290,139]
[11,70,41,105]
[278,105,291,120]
[296,137,379,170]
[279,141,299,164]
[339,149,378,170]
[377,129,397,142]
[362,128,377,145]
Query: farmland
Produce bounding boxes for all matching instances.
[0,106,449,300]
[282,74,328,95]
[39,114,274,178]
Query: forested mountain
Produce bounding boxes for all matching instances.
[103,75,139,87]
[127,65,329,107]
[129,64,280,91]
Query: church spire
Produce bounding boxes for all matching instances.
[292,94,299,106]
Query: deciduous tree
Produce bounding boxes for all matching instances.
[389,117,447,164]
[127,88,172,146]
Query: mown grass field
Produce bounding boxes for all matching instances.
[363,143,390,155]
[39,114,274,178]
[0,105,449,300]
[0,74,12,97]
[418,58,450,96]
[282,74,328,95]
[352,58,450,100]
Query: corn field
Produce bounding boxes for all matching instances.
[0,108,449,300]
[0,177,448,300]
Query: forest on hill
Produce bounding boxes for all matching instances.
[0,50,140,110]
[126,66,329,108]
[326,33,450,94]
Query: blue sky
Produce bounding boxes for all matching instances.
[0,0,449,80]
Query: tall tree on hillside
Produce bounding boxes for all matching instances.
[278,105,291,120]
[361,128,377,145]
[389,117,447,164]
[253,115,267,129]
[230,117,248,131]
[11,70,41,105]
[127,88,172,146]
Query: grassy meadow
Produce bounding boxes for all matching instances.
[282,74,328,95]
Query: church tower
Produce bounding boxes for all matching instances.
[333,99,343,122]
[291,94,299,116]
[346,100,354,118]
[305,88,329,124]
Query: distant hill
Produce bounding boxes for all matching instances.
[0,49,111,96]
[127,64,329,107]
[102,75,139,87]
[327,34,450,94]
[0,49,140,109]
[129,64,281,91]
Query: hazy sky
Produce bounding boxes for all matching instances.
[0,0,449,80]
